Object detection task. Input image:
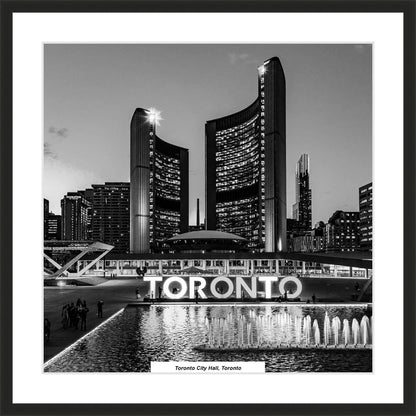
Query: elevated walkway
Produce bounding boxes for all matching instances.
[44,241,113,279]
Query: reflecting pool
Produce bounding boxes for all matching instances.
[44,304,372,372]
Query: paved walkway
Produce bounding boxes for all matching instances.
[44,279,147,362]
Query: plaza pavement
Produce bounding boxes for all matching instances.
[44,276,371,362]
[44,279,147,361]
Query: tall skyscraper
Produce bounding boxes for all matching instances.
[359,182,372,251]
[292,154,312,231]
[61,192,91,240]
[91,182,130,253]
[205,57,286,252]
[130,108,189,253]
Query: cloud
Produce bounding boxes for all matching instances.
[45,126,69,159]
[228,52,259,65]
[48,126,69,138]
[44,142,57,159]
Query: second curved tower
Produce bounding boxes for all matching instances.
[205,57,286,252]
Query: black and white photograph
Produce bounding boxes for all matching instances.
[43,44,373,373]
[2,3,415,414]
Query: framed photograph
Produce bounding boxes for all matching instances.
[1,1,415,415]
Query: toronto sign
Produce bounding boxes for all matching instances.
[144,275,303,300]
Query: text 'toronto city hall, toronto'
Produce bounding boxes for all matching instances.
[130,57,286,254]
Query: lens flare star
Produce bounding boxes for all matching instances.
[146,107,163,126]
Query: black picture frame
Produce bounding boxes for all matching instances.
[1,1,415,415]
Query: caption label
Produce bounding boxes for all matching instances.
[151,361,265,374]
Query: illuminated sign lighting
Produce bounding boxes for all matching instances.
[143,275,303,300]
[278,276,303,299]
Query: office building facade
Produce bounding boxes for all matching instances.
[292,154,312,231]
[45,213,62,240]
[205,57,286,252]
[130,108,189,253]
[44,198,50,240]
[61,192,91,240]
[326,210,360,252]
[359,182,372,251]
[92,182,130,253]
[288,221,326,253]
[44,198,62,240]
[77,188,93,241]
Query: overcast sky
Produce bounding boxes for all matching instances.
[44,44,372,225]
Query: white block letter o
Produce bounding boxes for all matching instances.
[278,276,302,299]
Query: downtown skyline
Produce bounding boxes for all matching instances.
[44,44,372,225]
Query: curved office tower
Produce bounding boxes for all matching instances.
[130,108,189,253]
[205,57,286,252]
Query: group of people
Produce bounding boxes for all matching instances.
[61,298,90,330]
[44,299,105,344]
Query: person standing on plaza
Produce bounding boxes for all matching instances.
[44,318,51,343]
[68,302,75,327]
[80,301,89,331]
[61,304,69,329]
[72,304,80,329]
[97,300,104,318]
